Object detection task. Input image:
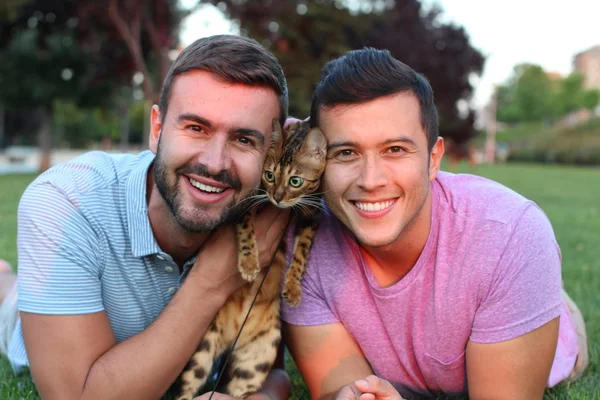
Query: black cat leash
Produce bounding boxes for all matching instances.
[208,261,274,400]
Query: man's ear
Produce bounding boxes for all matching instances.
[149,105,162,154]
[429,137,445,181]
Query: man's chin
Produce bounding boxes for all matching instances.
[352,227,400,249]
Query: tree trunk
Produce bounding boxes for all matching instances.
[37,107,53,171]
[119,99,131,151]
[0,106,5,149]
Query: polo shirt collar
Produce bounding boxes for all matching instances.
[126,151,162,258]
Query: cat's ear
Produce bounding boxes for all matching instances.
[298,127,327,168]
[302,128,327,155]
[271,119,284,152]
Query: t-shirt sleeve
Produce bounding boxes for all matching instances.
[470,203,562,343]
[280,226,340,326]
[17,182,105,315]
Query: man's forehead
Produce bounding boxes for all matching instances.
[318,95,426,146]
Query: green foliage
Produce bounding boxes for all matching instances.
[206,0,485,145]
[53,100,120,148]
[497,65,600,123]
[1,163,599,398]
[0,29,89,107]
[497,64,556,122]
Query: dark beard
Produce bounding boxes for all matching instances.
[153,140,247,233]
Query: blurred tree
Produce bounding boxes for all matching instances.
[0,27,91,169]
[555,73,600,115]
[198,0,485,145]
[497,65,600,124]
[0,0,183,168]
[496,64,555,123]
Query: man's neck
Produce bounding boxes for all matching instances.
[146,169,210,269]
[359,190,433,288]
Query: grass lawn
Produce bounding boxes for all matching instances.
[0,162,598,399]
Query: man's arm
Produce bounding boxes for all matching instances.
[22,224,242,400]
[283,321,373,400]
[466,317,559,400]
[22,205,290,400]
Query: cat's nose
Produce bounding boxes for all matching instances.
[273,193,284,203]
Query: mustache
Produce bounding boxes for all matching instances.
[176,163,242,191]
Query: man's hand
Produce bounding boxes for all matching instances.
[187,205,289,296]
[251,205,290,268]
[351,376,404,400]
[332,376,403,400]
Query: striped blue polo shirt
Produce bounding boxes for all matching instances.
[9,150,196,371]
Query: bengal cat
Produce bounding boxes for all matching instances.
[175,119,327,399]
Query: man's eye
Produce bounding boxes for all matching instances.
[338,149,354,157]
[238,137,252,145]
[189,125,204,133]
[389,146,405,153]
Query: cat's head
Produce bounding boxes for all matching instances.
[262,120,327,208]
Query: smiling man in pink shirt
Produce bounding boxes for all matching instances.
[281,48,588,400]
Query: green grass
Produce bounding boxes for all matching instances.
[1,163,599,399]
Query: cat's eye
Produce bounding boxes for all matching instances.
[264,171,275,182]
[289,176,304,187]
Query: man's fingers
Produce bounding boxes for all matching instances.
[354,375,403,399]
[334,384,362,400]
[255,205,290,242]
[359,394,376,400]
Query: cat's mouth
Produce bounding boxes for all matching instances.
[353,199,396,212]
[188,177,227,194]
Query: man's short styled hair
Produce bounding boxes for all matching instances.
[310,48,439,151]
[159,34,288,124]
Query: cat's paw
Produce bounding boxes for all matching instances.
[240,265,261,282]
[282,283,302,307]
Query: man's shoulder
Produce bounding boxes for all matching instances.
[27,150,153,197]
[435,171,532,226]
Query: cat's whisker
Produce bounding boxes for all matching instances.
[293,203,311,217]
[297,199,326,210]
[306,188,332,196]
[238,198,270,215]
[237,194,268,205]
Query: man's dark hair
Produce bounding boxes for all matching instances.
[159,35,288,124]
[310,48,439,151]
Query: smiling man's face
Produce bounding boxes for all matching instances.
[149,70,280,232]
[319,91,442,248]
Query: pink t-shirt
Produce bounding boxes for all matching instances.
[281,172,578,398]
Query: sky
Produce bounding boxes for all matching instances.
[179,0,600,110]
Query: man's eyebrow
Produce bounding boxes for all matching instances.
[235,128,265,147]
[327,136,418,151]
[176,113,212,127]
[328,140,358,151]
[175,113,265,146]
[381,136,418,147]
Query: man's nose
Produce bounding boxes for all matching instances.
[203,136,232,175]
[356,155,387,191]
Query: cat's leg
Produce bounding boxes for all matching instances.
[176,322,223,400]
[236,213,261,282]
[224,321,281,398]
[282,221,317,306]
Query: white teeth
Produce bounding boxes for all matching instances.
[354,200,394,212]
[189,178,226,193]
